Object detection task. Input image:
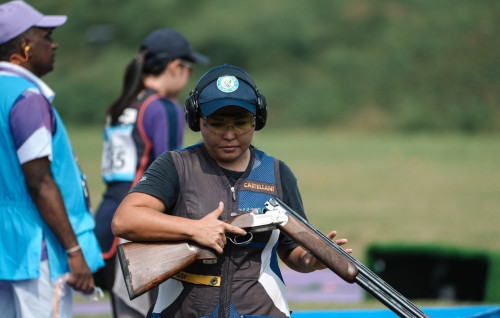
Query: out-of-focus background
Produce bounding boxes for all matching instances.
[41,0,499,132]
[21,0,500,316]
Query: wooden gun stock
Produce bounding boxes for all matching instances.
[117,241,217,300]
[278,214,358,283]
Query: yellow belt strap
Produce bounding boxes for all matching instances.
[172,271,221,287]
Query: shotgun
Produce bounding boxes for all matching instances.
[117,197,429,318]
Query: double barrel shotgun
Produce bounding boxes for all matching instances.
[117,197,429,318]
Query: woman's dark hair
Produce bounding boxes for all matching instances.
[106,48,172,125]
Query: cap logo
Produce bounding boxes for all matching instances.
[217,76,239,93]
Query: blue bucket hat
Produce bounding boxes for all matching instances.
[197,65,258,116]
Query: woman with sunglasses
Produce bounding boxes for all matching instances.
[112,64,350,318]
[93,28,208,317]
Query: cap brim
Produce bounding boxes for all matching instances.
[200,98,256,116]
[189,51,210,65]
[35,15,67,29]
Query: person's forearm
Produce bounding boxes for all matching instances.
[112,197,195,242]
[23,158,94,292]
[36,182,79,248]
[23,158,80,251]
[113,196,247,254]
[279,246,316,273]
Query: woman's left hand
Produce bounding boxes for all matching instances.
[302,230,352,271]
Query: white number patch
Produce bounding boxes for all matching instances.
[101,124,138,182]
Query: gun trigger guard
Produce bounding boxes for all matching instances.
[228,232,253,246]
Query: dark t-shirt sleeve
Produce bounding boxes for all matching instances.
[130,151,179,211]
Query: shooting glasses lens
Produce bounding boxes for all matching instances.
[202,113,256,136]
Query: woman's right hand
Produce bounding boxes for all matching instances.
[192,202,247,254]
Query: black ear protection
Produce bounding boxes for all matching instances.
[185,65,267,132]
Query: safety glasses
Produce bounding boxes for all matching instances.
[202,113,256,136]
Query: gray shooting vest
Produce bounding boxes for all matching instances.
[151,144,291,318]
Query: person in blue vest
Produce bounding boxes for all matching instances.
[0,1,104,317]
[93,28,209,317]
[111,64,351,318]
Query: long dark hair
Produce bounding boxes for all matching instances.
[106,48,172,125]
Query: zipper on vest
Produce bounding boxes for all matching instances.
[230,186,236,202]
[219,243,232,318]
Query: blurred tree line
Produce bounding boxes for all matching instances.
[33,0,499,132]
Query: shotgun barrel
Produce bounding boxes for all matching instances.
[266,197,429,318]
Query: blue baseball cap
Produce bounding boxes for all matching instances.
[197,65,258,116]
[0,1,67,45]
[141,28,209,64]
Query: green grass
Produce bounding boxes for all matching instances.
[68,126,500,316]
[251,129,500,256]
